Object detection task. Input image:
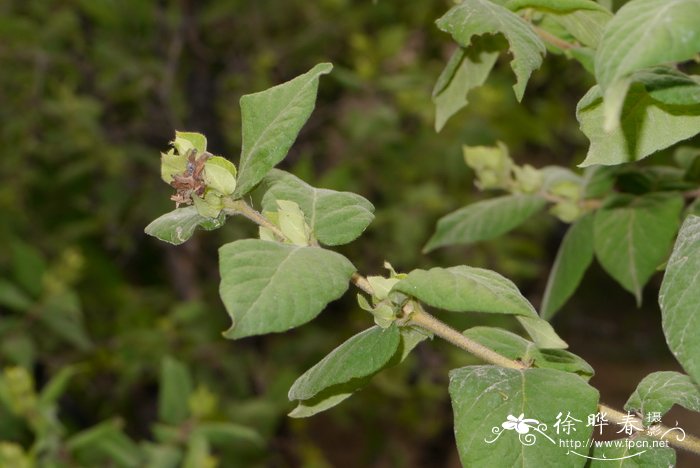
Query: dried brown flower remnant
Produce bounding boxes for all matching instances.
[170,150,211,206]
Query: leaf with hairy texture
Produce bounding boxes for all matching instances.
[288,326,428,418]
[449,366,598,467]
[541,214,595,320]
[424,195,546,252]
[595,0,700,92]
[463,327,593,377]
[595,0,700,129]
[393,266,537,317]
[594,193,683,304]
[288,326,400,409]
[577,83,700,167]
[661,215,700,383]
[625,371,700,419]
[234,63,333,197]
[262,170,374,246]
[436,0,546,101]
[433,45,498,131]
[145,207,225,245]
[588,435,675,467]
[507,0,612,47]
[516,316,568,349]
[219,240,355,339]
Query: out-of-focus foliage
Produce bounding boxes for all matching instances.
[0,0,659,466]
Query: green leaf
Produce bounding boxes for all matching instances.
[235,63,333,197]
[67,420,143,468]
[288,326,426,418]
[424,195,546,252]
[173,131,207,154]
[577,84,700,167]
[219,239,355,339]
[433,45,498,131]
[540,213,595,320]
[39,291,92,351]
[160,150,187,184]
[276,200,312,246]
[449,366,598,467]
[661,215,700,383]
[288,389,355,419]
[11,241,46,298]
[393,266,537,317]
[436,0,546,101]
[158,357,193,425]
[595,0,700,92]
[463,327,593,377]
[594,193,683,304]
[625,371,700,419]
[587,435,676,467]
[145,206,225,245]
[203,157,236,195]
[507,0,612,47]
[262,170,374,246]
[191,192,223,219]
[39,366,77,408]
[193,422,264,448]
[516,316,569,349]
[638,67,700,106]
[0,280,32,311]
[182,434,210,468]
[288,326,400,408]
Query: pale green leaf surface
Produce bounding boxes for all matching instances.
[661,215,700,383]
[288,325,400,402]
[173,131,207,154]
[588,435,675,467]
[158,357,193,425]
[262,170,374,246]
[463,327,593,376]
[276,200,311,246]
[625,371,700,418]
[424,195,546,251]
[191,192,223,219]
[393,266,537,317]
[433,46,498,131]
[577,84,700,167]
[449,365,598,467]
[595,0,700,91]
[219,240,355,339]
[507,0,612,47]
[436,0,546,101]
[145,207,225,245]
[594,193,683,304]
[516,315,569,349]
[203,158,236,195]
[235,63,333,197]
[541,214,595,320]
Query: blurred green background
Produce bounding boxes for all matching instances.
[1,0,698,466]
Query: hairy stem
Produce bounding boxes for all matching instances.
[409,304,525,370]
[409,308,700,456]
[533,26,576,50]
[229,198,700,455]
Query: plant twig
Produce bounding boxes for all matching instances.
[227,197,700,455]
[533,25,576,50]
[408,308,700,456]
